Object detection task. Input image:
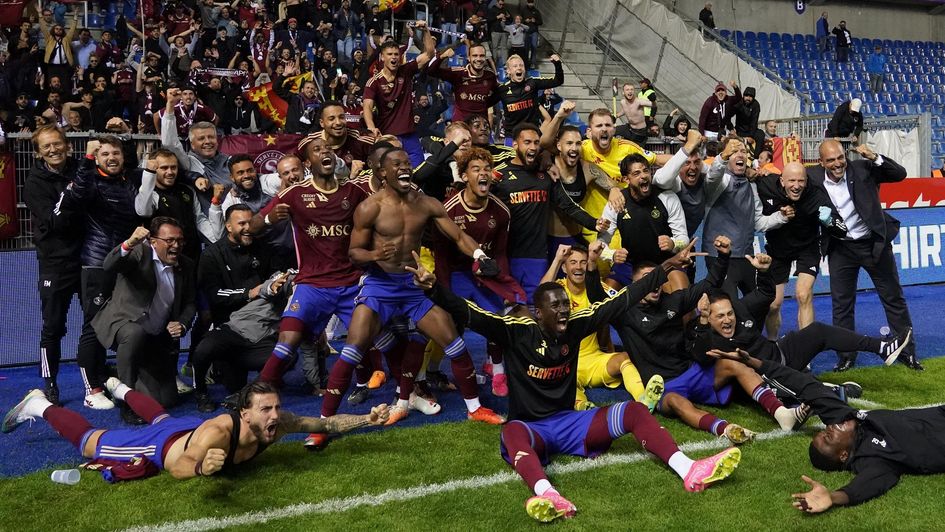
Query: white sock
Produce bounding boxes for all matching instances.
[533,479,553,496]
[492,362,505,375]
[24,395,53,418]
[355,383,366,389]
[397,398,409,409]
[110,382,132,401]
[773,406,797,430]
[667,451,695,479]
[464,397,482,412]
[395,385,401,395]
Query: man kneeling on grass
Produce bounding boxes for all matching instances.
[707,347,945,513]
[3,380,389,479]
[406,244,741,523]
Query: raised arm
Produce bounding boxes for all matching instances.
[414,20,437,69]
[538,99,575,152]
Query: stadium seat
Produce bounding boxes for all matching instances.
[745,31,757,41]
[719,29,731,40]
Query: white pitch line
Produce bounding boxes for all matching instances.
[123,428,802,532]
[848,398,885,409]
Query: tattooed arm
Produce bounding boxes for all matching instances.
[278,404,390,435]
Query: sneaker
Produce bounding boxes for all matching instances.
[722,423,756,445]
[195,393,217,413]
[176,377,194,395]
[525,490,577,522]
[826,381,863,402]
[492,373,508,397]
[2,389,46,433]
[427,370,456,391]
[347,386,371,405]
[879,327,912,366]
[304,432,330,451]
[120,403,146,425]
[408,392,441,415]
[222,392,240,411]
[44,381,61,407]
[684,447,742,492]
[384,404,409,426]
[84,390,115,410]
[482,360,494,376]
[413,380,437,402]
[104,377,122,397]
[468,406,505,425]
[638,374,664,413]
[367,370,387,389]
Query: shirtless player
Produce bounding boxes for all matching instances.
[3,380,389,479]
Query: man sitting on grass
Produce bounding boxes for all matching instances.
[407,244,742,523]
[707,347,945,513]
[3,380,388,479]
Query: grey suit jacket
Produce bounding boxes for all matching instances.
[92,242,196,349]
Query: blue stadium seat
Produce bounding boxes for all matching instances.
[883,39,894,48]
[719,29,731,40]
[852,37,863,48]
[810,91,825,103]
[745,31,757,41]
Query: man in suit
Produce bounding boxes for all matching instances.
[808,140,919,372]
[92,217,197,422]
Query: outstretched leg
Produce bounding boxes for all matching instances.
[659,392,754,444]
[106,378,167,424]
[3,389,99,458]
[500,421,576,522]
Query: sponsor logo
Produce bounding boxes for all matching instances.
[305,224,352,238]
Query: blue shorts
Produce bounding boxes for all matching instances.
[95,416,203,470]
[451,271,503,313]
[283,284,358,334]
[510,257,548,304]
[500,409,597,466]
[662,363,733,408]
[608,262,634,287]
[398,133,425,167]
[355,270,435,326]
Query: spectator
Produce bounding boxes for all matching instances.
[615,82,651,144]
[698,80,740,139]
[732,86,763,155]
[276,17,314,53]
[505,15,529,64]
[815,11,830,58]
[436,0,462,46]
[832,20,852,63]
[866,46,887,93]
[156,84,218,138]
[488,0,512,67]
[825,98,863,139]
[40,11,79,91]
[6,93,36,132]
[413,92,448,138]
[699,2,715,36]
[333,0,362,62]
[764,119,779,139]
[220,154,273,215]
[275,60,322,135]
[521,0,543,68]
[638,78,657,126]
[662,108,692,142]
[71,27,96,69]
[91,219,196,417]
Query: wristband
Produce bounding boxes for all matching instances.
[211,196,221,206]
[194,461,203,476]
[121,241,132,251]
[264,214,272,226]
[600,246,615,263]
[473,249,487,260]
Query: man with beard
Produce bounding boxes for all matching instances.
[260,155,309,197]
[39,11,79,92]
[498,54,563,135]
[252,137,372,446]
[651,137,711,239]
[756,162,848,339]
[615,83,651,144]
[57,136,141,410]
[427,43,499,124]
[702,136,789,297]
[492,124,606,302]
[320,147,505,431]
[192,205,281,412]
[362,21,437,166]
[156,85,218,138]
[220,155,274,216]
[436,148,527,397]
[24,126,83,405]
[275,60,322,136]
[312,101,374,177]
[409,242,741,522]
[3,381,389,480]
[90,220,196,412]
[135,149,225,261]
[698,81,740,139]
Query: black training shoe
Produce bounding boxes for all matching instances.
[120,404,146,426]
[427,370,456,391]
[832,357,856,372]
[826,381,863,402]
[222,392,240,411]
[879,328,912,366]
[44,381,61,407]
[195,393,217,413]
[347,386,371,405]
[899,354,925,371]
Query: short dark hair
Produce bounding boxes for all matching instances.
[619,153,651,176]
[512,123,541,141]
[228,154,254,172]
[464,114,489,126]
[96,135,124,151]
[149,148,177,161]
[557,124,582,141]
[588,108,615,124]
[379,147,406,167]
[809,442,844,471]
[566,244,589,257]
[237,381,279,410]
[706,289,731,307]
[320,100,345,117]
[149,216,181,235]
[379,41,400,54]
[225,203,252,221]
[533,281,567,306]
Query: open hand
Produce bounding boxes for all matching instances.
[368,403,390,425]
[791,475,834,513]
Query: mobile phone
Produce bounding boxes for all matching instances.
[336,67,342,77]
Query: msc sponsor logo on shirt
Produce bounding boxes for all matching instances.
[304,224,352,238]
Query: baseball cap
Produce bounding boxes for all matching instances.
[850,98,862,112]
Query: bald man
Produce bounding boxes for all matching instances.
[807,141,919,372]
[755,162,847,339]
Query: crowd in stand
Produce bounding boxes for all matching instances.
[2,0,939,523]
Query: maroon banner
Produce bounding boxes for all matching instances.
[878,178,945,209]
[0,152,19,240]
[0,0,27,22]
[218,133,303,174]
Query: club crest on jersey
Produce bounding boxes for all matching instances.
[744,320,753,328]
[342,199,351,210]
[487,218,497,228]
[560,344,569,356]
[651,208,661,219]
[666,310,676,319]
[289,302,300,312]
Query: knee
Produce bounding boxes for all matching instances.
[795,287,813,306]
[660,392,683,413]
[768,298,783,312]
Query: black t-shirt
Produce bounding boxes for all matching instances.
[616,190,673,264]
[498,60,563,130]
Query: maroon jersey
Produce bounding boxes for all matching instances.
[427,59,499,122]
[258,179,368,287]
[363,59,419,136]
[323,129,374,167]
[435,192,525,303]
[347,169,381,195]
[158,103,218,138]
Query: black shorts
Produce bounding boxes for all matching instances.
[769,245,821,285]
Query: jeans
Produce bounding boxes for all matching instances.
[337,37,355,62]
[869,73,884,93]
[440,22,458,45]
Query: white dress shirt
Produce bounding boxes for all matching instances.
[822,156,884,240]
[121,245,176,335]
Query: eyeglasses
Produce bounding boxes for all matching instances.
[151,236,186,245]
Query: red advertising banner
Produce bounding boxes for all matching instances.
[0,0,27,22]
[0,152,19,240]
[218,133,303,174]
[879,178,945,209]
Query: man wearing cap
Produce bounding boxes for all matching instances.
[825,99,863,139]
[832,21,853,63]
[638,78,657,128]
[699,81,740,140]
[732,87,763,155]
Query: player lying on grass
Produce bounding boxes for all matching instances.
[407,244,742,523]
[3,380,389,479]
[708,348,945,513]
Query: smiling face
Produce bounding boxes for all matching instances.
[461,157,493,200]
[380,149,413,194]
[512,128,540,169]
[819,140,847,182]
[468,45,487,72]
[715,87,726,102]
[562,249,588,288]
[190,126,218,158]
[535,286,571,338]
[150,223,185,266]
[726,141,749,176]
[153,154,179,188]
[226,208,255,246]
[623,84,635,100]
[320,104,347,139]
[707,298,736,338]
[765,120,778,136]
[467,116,491,146]
[241,392,282,444]
[276,155,305,188]
[624,161,652,200]
[96,142,124,176]
[588,112,616,152]
[556,129,582,169]
[780,162,807,201]
[34,129,70,170]
[230,160,258,190]
[811,419,856,467]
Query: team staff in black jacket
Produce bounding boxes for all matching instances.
[708,348,945,513]
[23,126,83,405]
[56,135,141,410]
